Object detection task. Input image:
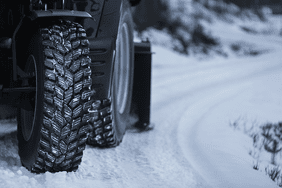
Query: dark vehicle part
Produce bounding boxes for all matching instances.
[87,0,134,147]
[132,41,152,129]
[87,0,121,100]
[17,20,93,173]
[29,10,92,20]
[130,0,142,6]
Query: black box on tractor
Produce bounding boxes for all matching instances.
[0,0,151,173]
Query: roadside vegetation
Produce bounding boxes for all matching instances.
[132,0,270,56]
[230,117,282,186]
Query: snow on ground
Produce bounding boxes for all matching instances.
[151,31,282,188]
[1,8,282,188]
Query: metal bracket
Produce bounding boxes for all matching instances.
[29,10,92,20]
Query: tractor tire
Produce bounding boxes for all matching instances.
[17,20,94,173]
[87,0,134,147]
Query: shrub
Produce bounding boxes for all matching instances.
[132,0,221,56]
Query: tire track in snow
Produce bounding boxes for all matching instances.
[174,65,282,187]
[152,50,282,112]
[178,82,252,188]
[151,45,282,188]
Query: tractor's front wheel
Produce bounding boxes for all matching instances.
[17,20,94,173]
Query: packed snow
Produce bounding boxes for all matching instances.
[2,2,282,188]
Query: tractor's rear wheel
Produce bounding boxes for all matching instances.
[87,0,134,147]
[17,20,94,173]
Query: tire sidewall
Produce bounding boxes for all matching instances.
[111,0,134,141]
[17,27,45,169]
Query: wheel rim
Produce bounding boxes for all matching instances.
[21,55,37,141]
[115,22,131,114]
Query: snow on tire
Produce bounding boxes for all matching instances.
[17,20,94,173]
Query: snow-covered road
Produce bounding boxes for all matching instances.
[152,40,281,188]
[2,17,282,187]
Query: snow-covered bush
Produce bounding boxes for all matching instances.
[230,119,282,186]
[133,0,222,56]
[265,165,281,181]
[132,0,273,57]
[246,122,282,166]
[261,123,282,165]
[230,41,268,56]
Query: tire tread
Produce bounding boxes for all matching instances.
[22,20,93,173]
[87,99,120,147]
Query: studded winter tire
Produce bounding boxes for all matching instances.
[17,20,94,173]
[87,0,134,147]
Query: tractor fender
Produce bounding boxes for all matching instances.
[12,10,92,81]
[29,10,92,20]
